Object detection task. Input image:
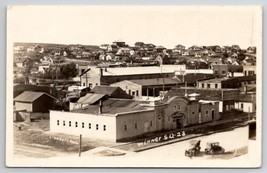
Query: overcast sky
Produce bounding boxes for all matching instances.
[7,6,262,49]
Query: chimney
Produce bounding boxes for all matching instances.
[98,100,103,114]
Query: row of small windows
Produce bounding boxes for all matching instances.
[57,120,106,131]
[201,83,218,88]
[124,121,153,131]
[174,104,181,111]
[244,70,255,76]
[127,90,139,97]
[82,83,98,87]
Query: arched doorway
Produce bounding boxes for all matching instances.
[172,112,186,128]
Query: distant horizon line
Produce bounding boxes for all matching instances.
[13,41,256,49]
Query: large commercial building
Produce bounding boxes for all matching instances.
[50,95,219,142]
[80,65,186,89]
[111,77,183,99]
[164,87,239,113]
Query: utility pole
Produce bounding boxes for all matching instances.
[78,134,82,157]
[162,78,165,92]
[184,81,188,97]
[248,107,250,121]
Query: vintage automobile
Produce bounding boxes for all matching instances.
[185,140,201,157]
[204,142,225,154]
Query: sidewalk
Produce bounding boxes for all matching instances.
[112,116,249,152]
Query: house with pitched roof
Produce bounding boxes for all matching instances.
[14,91,57,112]
[13,91,57,122]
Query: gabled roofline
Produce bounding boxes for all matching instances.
[79,68,91,77]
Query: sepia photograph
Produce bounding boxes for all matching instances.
[6,5,262,167]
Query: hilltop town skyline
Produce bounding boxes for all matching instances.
[14,41,256,50]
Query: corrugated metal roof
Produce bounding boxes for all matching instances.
[91,86,118,96]
[198,77,232,83]
[77,93,106,104]
[128,78,182,86]
[72,98,150,115]
[14,91,56,103]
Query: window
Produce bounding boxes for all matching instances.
[82,122,84,128]
[150,121,153,127]
[103,125,106,131]
[135,123,138,129]
[83,82,86,86]
[124,125,127,131]
[57,120,59,126]
[75,122,78,128]
[222,70,226,75]
[136,90,139,96]
[132,91,135,96]
[249,71,254,76]
[241,103,244,109]
[63,120,65,126]
[178,105,181,111]
[174,105,177,111]
[206,110,209,115]
[207,84,210,88]
[89,123,91,129]
[89,83,92,88]
[215,84,218,88]
[96,83,98,86]
[128,90,131,95]
[96,124,99,130]
[168,116,171,122]
[192,112,195,115]
[202,83,204,88]
[69,121,71,127]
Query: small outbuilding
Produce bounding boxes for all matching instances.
[13,91,57,122]
[14,91,57,112]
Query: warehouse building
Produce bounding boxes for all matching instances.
[79,65,186,89]
[50,95,219,142]
[111,77,183,99]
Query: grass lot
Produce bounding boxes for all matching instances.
[13,120,115,154]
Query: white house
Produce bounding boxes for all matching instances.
[234,94,256,113]
[40,56,53,65]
